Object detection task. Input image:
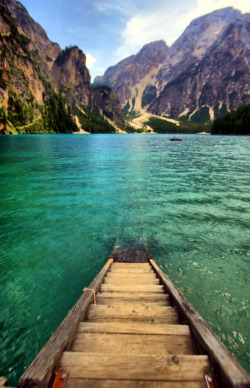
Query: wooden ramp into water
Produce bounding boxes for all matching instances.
[16,251,250,388]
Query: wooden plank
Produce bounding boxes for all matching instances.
[78,322,191,335]
[60,352,210,381]
[112,263,151,266]
[149,259,250,388]
[97,298,170,306]
[97,292,169,301]
[111,265,151,268]
[66,379,207,388]
[0,377,7,387]
[16,258,114,388]
[87,304,179,322]
[106,272,157,279]
[110,268,155,273]
[101,284,164,293]
[104,277,160,285]
[71,332,196,355]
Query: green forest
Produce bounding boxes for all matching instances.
[143,116,209,134]
[211,104,250,135]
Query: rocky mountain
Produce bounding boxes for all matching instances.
[91,85,125,127]
[51,46,91,107]
[95,8,250,122]
[95,40,169,115]
[0,0,124,134]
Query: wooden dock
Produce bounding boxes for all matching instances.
[16,252,250,388]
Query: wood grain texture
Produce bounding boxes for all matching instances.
[66,379,208,388]
[106,272,157,278]
[97,292,169,302]
[109,268,154,273]
[96,298,170,306]
[71,332,195,355]
[87,304,179,322]
[104,277,160,285]
[112,263,151,266]
[16,258,114,388]
[78,322,191,335]
[60,352,210,381]
[100,284,164,293]
[149,259,250,388]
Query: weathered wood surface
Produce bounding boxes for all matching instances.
[60,352,210,381]
[97,298,170,306]
[97,291,170,302]
[106,272,157,278]
[87,304,179,323]
[72,332,195,354]
[17,253,250,388]
[110,267,154,273]
[16,258,114,388]
[104,277,160,285]
[78,321,191,335]
[0,377,7,387]
[112,263,150,266]
[149,258,250,388]
[66,379,207,388]
[100,284,164,293]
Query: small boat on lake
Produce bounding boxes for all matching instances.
[15,248,250,388]
[170,137,182,141]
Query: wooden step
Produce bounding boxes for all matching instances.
[60,352,210,381]
[106,272,157,279]
[78,322,191,335]
[97,292,169,302]
[109,268,155,273]
[96,298,170,306]
[101,284,164,293]
[111,265,152,270]
[87,304,179,323]
[103,277,160,285]
[66,379,207,388]
[72,332,196,355]
[112,263,151,266]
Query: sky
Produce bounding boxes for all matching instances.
[18,0,250,80]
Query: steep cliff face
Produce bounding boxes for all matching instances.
[95,40,169,114]
[91,85,125,126]
[149,8,250,120]
[51,46,91,106]
[0,0,47,131]
[0,0,125,134]
[5,0,60,75]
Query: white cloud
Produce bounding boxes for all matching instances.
[86,53,97,69]
[114,0,250,63]
[91,0,136,16]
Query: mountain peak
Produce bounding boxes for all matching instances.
[94,7,250,121]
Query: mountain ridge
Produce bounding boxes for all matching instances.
[95,7,250,123]
[0,0,126,134]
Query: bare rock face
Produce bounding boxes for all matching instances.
[0,0,46,110]
[0,0,125,133]
[5,0,60,75]
[148,8,250,120]
[96,7,250,121]
[95,40,169,112]
[51,46,91,106]
[91,86,125,126]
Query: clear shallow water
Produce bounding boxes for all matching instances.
[0,133,249,384]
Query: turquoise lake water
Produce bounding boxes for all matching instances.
[0,133,249,384]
